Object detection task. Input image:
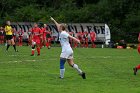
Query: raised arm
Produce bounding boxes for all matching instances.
[50,17,61,31]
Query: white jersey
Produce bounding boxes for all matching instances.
[59,31,73,53]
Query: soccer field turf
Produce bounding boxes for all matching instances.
[0,46,140,93]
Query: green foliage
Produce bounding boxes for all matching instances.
[0,0,140,42]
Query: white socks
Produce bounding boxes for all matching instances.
[60,64,83,78]
[73,64,82,74]
[60,69,65,78]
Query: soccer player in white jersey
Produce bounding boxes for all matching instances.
[50,17,86,79]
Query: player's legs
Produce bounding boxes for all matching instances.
[6,40,11,50]
[60,58,66,79]
[44,38,46,47]
[11,38,18,52]
[86,38,88,48]
[36,44,40,56]
[67,58,86,79]
[83,38,86,47]
[43,37,47,47]
[91,39,96,48]
[31,40,36,56]
[48,38,51,49]
[136,64,140,70]
[46,38,49,48]
[31,45,36,56]
[20,36,22,46]
[133,64,140,75]
[36,39,41,56]
[2,36,4,44]
[19,36,22,46]
[6,35,12,51]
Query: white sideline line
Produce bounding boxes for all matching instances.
[0,56,133,64]
[8,55,28,57]
[0,59,56,64]
[77,56,133,59]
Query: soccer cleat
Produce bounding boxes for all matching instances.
[133,68,137,75]
[59,77,63,79]
[37,54,40,56]
[81,72,86,79]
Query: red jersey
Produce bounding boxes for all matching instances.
[90,32,96,41]
[18,29,24,36]
[77,32,83,40]
[41,28,47,37]
[32,27,42,39]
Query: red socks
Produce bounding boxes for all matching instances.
[37,47,40,55]
[32,50,35,55]
[46,42,50,48]
[136,64,140,70]
[31,48,40,55]
[40,43,43,48]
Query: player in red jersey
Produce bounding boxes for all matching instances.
[18,28,24,46]
[0,27,5,44]
[90,31,96,48]
[40,24,48,48]
[133,33,140,75]
[40,26,44,48]
[83,29,89,48]
[46,30,52,49]
[77,31,84,47]
[31,23,42,56]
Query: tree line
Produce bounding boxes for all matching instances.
[0,0,140,43]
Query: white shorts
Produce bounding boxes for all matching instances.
[60,50,73,59]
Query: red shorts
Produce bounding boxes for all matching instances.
[47,38,51,42]
[32,37,40,45]
[91,38,95,42]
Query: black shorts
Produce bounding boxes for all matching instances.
[6,35,13,40]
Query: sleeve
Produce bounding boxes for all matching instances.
[63,32,69,38]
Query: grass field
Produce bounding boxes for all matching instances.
[0,46,140,93]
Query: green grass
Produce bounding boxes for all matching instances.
[0,46,140,93]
